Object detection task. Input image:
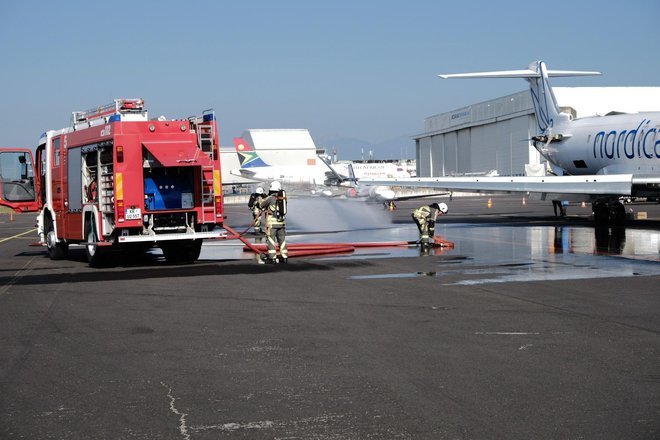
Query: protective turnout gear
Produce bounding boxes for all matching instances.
[248,188,266,234]
[260,186,288,263]
[412,202,447,245]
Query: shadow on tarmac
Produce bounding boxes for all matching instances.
[1,249,380,287]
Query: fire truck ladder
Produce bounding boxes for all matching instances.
[200,165,216,223]
[196,110,215,157]
[72,99,146,130]
[192,110,217,223]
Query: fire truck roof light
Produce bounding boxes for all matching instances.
[109,115,121,122]
[119,99,144,110]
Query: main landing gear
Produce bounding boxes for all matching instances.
[592,200,626,228]
[592,200,627,255]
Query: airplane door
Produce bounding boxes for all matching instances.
[0,148,39,212]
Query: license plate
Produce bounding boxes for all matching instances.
[125,208,141,220]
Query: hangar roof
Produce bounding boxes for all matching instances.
[418,87,660,138]
[241,128,316,151]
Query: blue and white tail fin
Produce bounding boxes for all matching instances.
[439,61,601,134]
[233,137,270,168]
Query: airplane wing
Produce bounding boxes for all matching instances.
[360,174,660,199]
[394,192,450,202]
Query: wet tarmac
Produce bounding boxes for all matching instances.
[1,195,659,439]
[209,196,660,286]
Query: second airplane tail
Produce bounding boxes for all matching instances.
[233,137,270,168]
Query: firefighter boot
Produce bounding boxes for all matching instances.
[261,254,277,264]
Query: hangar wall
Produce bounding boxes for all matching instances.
[415,87,660,177]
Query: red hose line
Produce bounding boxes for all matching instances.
[239,237,454,256]
[244,241,413,252]
[288,246,355,257]
[223,224,264,255]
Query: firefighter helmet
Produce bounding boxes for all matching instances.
[438,202,449,214]
[256,187,264,194]
[269,181,282,192]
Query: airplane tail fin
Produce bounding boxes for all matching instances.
[318,155,353,186]
[347,163,358,184]
[439,61,601,133]
[233,137,270,168]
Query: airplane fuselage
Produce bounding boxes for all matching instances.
[239,165,329,185]
[543,113,660,176]
[345,185,396,202]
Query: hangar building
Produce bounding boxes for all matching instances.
[414,87,660,177]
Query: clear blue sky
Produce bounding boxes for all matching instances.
[1,0,659,156]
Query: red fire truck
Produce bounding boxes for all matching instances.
[0,99,225,265]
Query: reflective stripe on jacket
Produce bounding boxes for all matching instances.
[413,206,431,219]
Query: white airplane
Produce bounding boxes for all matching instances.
[323,159,398,202]
[361,61,660,226]
[230,137,410,204]
[230,137,336,186]
[331,161,411,180]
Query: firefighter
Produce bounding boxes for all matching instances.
[248,187,266,234]
[260,181,288,263]
[412,202,448,249]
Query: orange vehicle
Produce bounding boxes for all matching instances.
[0,99,225,265]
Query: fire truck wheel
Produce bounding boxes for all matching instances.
[161,240,202,264]
[85,218,106,267]
[46,222,68,260]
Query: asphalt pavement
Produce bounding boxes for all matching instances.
[0,196,659,439]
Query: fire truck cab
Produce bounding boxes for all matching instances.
[0,99,225,266]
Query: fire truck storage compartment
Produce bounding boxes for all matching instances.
[67,147,83,212]
[144,167,195,210]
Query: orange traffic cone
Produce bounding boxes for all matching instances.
[487,198,492,209]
